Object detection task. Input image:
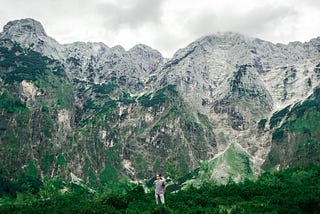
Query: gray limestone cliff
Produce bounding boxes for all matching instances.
[1,18,319,184]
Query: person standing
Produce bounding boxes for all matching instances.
[154,173,166,204]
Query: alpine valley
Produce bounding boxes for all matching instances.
[0,18,319,186]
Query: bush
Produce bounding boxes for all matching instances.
[0,166,319,213]
[258,118,267,131]
[138,85,177,107]
[0,90,27,112]
[269,105,290,129]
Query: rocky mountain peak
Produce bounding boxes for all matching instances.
[168,32,254,67]
[129,44,163,59]
[128,44,164,76]
[1,18,47,38]
[64,41,110,59]
[0,18,64,60]
[200,32,251,44]
[110,45,126,54]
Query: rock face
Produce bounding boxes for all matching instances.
[63,42,164,91]
[0,18,319,184]
[0,18,65,59]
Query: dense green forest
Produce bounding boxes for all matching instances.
[0,165,319,213]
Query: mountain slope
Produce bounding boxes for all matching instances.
[263,87,320,170]
[0,18,319,185]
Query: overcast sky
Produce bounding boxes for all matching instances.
[0,0,320,57]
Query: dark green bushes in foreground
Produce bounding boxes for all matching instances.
[0,165,319,213]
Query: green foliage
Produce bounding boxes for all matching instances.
[99,162,119,184]
[0,41,58,84]
[197,112,213,130]
[257,118,267,131]
[272,129,284,142]
[0,40,71,111]
[40,113,53,138]
[39,176,64,199]
[134,154,148,178]
[230,64,248,93]
[267,150,280,164]
[266,92,320,169]
[0,166,319,213]
[55,84,73,107]
[26,160,38,178]
[39,153,55,173]
[92,83,117,94]
[85,98,97,109]
[197,160,214,184]
[0,90,28,113]
[209,144,255,182]
[165,162,179,180]
[118,91,136,104]
[314,87,320,98]
[57,155,65,166]
[229,64,266,100]
[269,105,290,129]
[138,84,177,107]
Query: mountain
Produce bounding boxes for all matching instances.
[262,88,320,170]
[0,18,319,185]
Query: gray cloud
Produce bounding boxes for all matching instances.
[185,4,298,41]
[152,29,192,58]
[186,11,219,37]
[241,5,298,33]
[302,0,320,8]
[98,0,165,29]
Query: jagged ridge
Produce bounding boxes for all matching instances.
[0,18,319,184]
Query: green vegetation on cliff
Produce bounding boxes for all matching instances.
[0,40,64,85]
[138,84,177,107]
[0,90,27,112]
[0,40,75,182]
[264,87,320,170]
